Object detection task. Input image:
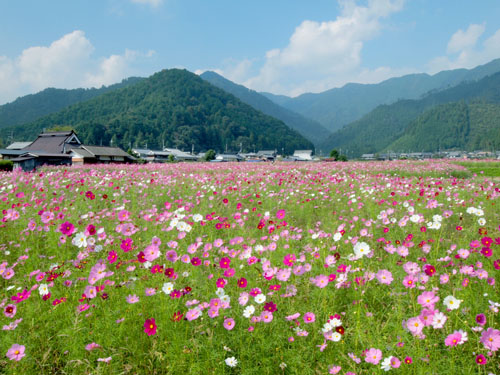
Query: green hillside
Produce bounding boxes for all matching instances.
[200,71,330,146]
[319,71,500,157]
[265,58,500,132]
[0,69,313,154]
[387,101,500,152]
[0,77,144,129]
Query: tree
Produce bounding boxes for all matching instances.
[329,149,339,160]
[204,149,216,161]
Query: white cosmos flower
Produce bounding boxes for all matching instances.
[192,214,203,222]
[254,294,266,304]
[243,305,255,318]
[38,283,49,296]
[225,356,238,367]
[333,232,342,242]
[443,295,461,310]
[331,332,342,342]
[162,282,174,295]
[353,241,370,258]
[72,232,87,248]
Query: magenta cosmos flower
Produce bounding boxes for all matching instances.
[144,318,157,336]
[59,221,75,236]
[6,344,25,361]
[365,348,382,364]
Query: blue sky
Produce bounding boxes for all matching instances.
[1,0,500,104]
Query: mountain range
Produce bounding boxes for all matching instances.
[0,69,313,154]
[1,58,500,157]
[262,58,500,133]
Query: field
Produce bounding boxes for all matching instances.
[1,160,499,375]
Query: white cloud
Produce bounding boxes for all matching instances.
[130,0,163,7]
[0,31,153,105]
[235,0,405,95]
[447,24,485,54]
[428,25,500,73]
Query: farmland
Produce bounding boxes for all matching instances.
[1,160,499,374]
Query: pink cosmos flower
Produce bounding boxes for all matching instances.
[6,344,25,361]
[475,354,487,365]
[375,269,393,285]
[364,348,382,364]
[390,356,401,368]
[97,356,112,363]
[126,294,139,304]
[85,342,101,351]
[4,304,16,318]
[303,312,315,323]
[144,318,157,336]
[185,308,201,321]
[260,311,274,323]
[223,318,235,330]
[328,365,341,374]
[444,332,462,347]
[406,317,424,336]
[417,291,439,308]
[480,327,500,351]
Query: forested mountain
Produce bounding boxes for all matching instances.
[0,77,144,129]
[0,69,313,154]
[200,71,330,146]
[319,71,500,157]
[263,58,500,132]
[387,101,500,152]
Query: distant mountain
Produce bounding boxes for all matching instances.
[200,71,330,146]
[263,58,500,132]
[0,69,313,154]
[319,71,500,157]
[0,77,144,129]
[387,101,500,152]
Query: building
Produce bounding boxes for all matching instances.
[293,150,313,161]
[7,130,135,171]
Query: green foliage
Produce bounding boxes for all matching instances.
[203,149,216,161]
[1,69,313,155]
[0,77,143,129]
[0,159,13,171]
[329,149,339,159]
[321,71,500,157]
[201,71,331,146]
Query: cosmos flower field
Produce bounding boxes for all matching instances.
[1,160,499,374]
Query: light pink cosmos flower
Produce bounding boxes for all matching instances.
[97,356,112,363]
[3,304,16,318]
[375,269,393,285]
[260,311,273,323]
[6,344,25,361]
[126,294,139,304]
[406,317,424,336]
[85,342,101,351]
[480,327,500,351]
[365,348,382,364]
[185,308,201,321]
[417,291,439,309]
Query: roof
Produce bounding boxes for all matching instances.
[6,142,32,150]
[23,130,81,154]
[81,145,132,158]
[0,149,26,157]
[10,152,72,162]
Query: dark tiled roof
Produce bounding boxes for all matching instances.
[81,145,133,158]
[24,131,81,154]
